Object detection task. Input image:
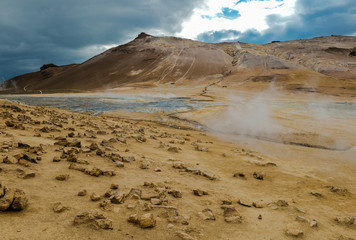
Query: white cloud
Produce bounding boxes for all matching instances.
[73,44,118,60]
[177,0,297,40]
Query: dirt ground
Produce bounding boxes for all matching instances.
[1,81,356,240]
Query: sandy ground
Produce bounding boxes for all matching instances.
[0,84,356,240]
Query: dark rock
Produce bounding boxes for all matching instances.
[40,63,58,71]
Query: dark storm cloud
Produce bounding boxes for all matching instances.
[198,0,356,44]
[0,0,204,80]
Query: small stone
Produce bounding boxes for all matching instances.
[258,214,262,220]
[128,214,139,224]
[238,199,252,207]
[127,204,136,209]
[21,172,36,179]
[55,174,69,181]
[78,189,87,196]
[110,184,119,190]
[202,170,216,180]
[223,207,242,223]
[176,230,196,240]
[140,162,149,169]
[330,186,348,195]
[310,192,323,198]
[168,190,182,198]
[116,161,124,168]
[104,189,115,198]
[154,168,161,172]
[73,211,113,230]
[150,198,162,205]
[70,139,81,148]
[53,156,61,162]
[168,146,179,153]
[335,216,355,225]
[252,202,264,208]
[233,172,246,179]
[285,229,304,238]
[53,202,69,213]
[296,216,309,223]
[276,200,289,207]
[193,189,208,196]
[110,191,125,204]
[139,213,156,228]
[310,219,318,227]
[3,156,17,164]
[198,208,215,221]
[100,199,113,211]
[67,153,78,162]
[90,193,101,201]
[253,172,265,180]
[222,200,232,205]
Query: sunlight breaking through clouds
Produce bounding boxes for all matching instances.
[178,0,297,41]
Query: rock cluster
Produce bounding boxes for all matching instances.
[0,182,28,211]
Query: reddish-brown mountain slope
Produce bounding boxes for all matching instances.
[1,33,355,93]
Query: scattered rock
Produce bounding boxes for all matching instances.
[10,189,28,211]
[198,208,215,220]
[253,172,265,180]
[233,172,246,179]
[193,189,208,196]
[168,146,180,153]
[310,219,318,228]
[329,186,349,195]
[115,161,124,168]
[168,190,182,198]
[78,190,87,196]
[110,191,125,204]
[128,214,139,224]
[0,187,14,211]
[202,170,216,180]
[238,199,252,207]
[20,172,36,179]
[176,230,196,240]
[150,198,162,205]
[285,229,304,238]
[73,210,113,230]
[223,207,242,223]
[3,156,18,164]
[53,202,69,213]
[55,174,69,181]
[310,191,323,198]
[335,216,355,225]
[90,193,101,201]
[53,156,61,162]
[139,213,156,228]
[140,162,149,169]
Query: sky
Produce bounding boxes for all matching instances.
[0,0,355,80]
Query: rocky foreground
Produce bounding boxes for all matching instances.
[0,99,355,239]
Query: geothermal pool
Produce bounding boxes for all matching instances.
[0,94,218,115]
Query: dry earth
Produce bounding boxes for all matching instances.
[0,95,355,240]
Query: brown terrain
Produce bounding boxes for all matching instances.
[0,34,356,239]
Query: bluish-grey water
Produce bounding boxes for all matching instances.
[0,94,218,115]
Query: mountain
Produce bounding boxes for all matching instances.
[1,33,356,94]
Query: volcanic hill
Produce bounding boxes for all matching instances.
[1,33,356,94]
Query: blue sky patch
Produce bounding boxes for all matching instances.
[217,8,241,20]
